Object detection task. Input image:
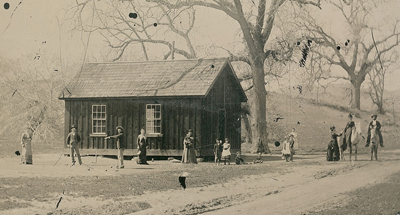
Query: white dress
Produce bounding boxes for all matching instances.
[221,143,231,159]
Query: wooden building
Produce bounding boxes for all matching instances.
[59,58,247,157]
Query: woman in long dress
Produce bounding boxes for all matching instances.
[137,129,149,165]
[343,113,355,151]
[21,128,33,164]
[327,126,342,161]
[221,138,231,165]
[181,129,197,164]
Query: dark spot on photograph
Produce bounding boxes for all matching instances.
[129,12,137,19]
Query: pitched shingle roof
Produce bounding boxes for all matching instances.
[59,58,246,100]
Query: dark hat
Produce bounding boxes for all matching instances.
[187,129,193,133]
[371,114,377,118]
[71,124,77,129]
[348,113,353,118]
[116,126,124,132]
[330,126,335,131]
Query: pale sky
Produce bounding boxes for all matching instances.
[0,0,399,91]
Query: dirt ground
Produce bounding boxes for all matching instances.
[1,149,400,215]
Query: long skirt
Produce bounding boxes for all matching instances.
[327,140,339,161]
[182,148,197,164]
[221,149,231,161]
[22,143,33,164]
[137,148,148,164]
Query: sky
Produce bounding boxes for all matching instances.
[0,0,399,91]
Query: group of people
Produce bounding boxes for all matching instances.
[212,137,233,165]
[327,113,384,161]
[281,131,296,162]
[65,125,149,168]
[20,113,384,166]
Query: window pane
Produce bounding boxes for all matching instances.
[155,105,160,111]
[92,105,106,134]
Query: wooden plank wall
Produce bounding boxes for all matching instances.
[64,99,204,154]
[63,65,244,157]
[201,66,243,155]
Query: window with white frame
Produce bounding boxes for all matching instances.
[92,105,106,134]
[146,104,161,134]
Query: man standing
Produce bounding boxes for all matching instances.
[105,126,125,169]
[66,125,82,166]
[366,114,384,147]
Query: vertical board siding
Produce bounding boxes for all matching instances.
[64,65,244,156]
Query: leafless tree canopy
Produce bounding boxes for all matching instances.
[294,0,400,109]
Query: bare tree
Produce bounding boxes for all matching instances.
[295,0,400,110]
[368,50,398,114]
[67,0,198,61]
[0,55,65,150]
[69,0,322,151]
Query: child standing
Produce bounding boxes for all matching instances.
[281,135,294,162]
[213,139,222,165]
[221,138,231,165]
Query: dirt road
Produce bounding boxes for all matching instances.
[1,150,400,215]
[132,151,400,215]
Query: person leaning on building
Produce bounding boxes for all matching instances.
[105,126,125,169]
[66,125,82,166]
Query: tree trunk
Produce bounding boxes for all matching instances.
[351,80,362,110]
[251,61,271,153]
[242,111,252,143]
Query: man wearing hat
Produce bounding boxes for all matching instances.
[66,125,82,165]
[366,114,384,147]
[105,126,125,168]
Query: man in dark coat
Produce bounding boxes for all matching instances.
[366,114,384,147]
[66,125,82,165]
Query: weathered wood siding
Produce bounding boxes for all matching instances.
[64,98,205,156]
[63,65,243,157]
[201,66,242,156]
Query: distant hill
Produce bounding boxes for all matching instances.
[253,89,400,154]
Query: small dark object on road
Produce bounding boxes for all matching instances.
[179,176,186,190]
[274,117,284,122]
[15,150,20,156]
[275,141,280,147]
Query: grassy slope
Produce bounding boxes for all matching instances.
[262,91,400,154]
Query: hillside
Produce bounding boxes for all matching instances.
[257,91,400,154]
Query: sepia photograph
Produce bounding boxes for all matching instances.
[0,0,399,214]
